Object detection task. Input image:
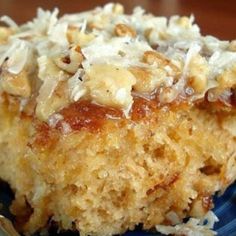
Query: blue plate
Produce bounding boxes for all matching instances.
[213,182,236,236]
[0,182,235,236]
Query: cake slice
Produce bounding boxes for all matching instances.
[0,3,235,236]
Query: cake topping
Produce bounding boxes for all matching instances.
[0,3,236,120]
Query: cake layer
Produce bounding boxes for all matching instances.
[0,94,235,235]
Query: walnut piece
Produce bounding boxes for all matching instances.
[114,24,137,38]
[0,27,13,43]
[36,57,70,120]
[67,27,94,46]
[36,80,70,121]
[188,54,209,93]
[143,51,180,77]
[228,40,236,52]
[53,45,83,74]
[129,66,167,93]
[85,64,136,109]
[0,66,31,98]
[217,64,236,89]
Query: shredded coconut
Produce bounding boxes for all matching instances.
[7,40,29,74]
[183,42,201,77]
[48,22,68,46]
[0,39,31,74]
[68,69,87,101]
[81,36,152,69]
[60,121,72,134]
[48,113,64,128]
[156,211,219,236]
[0,3,235,120]
[209,51,236,78]
[0,15,18,29]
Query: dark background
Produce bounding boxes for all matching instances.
[0,0,236,40]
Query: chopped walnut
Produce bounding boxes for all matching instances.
[53,46,83,74]
[0,64,31,97]
[143,51,170,66]
[85,64,136,109]
[67,27,94,46]
[143,51,180,77]
[0,27,12,43]
[188,54,209,93]
[159,87,179,103]
[114,24,137,38]
[36,56,70,120]
[228,40,236,52]
[217,64,236,89]
[36,80,70,121]
[129,66,167,93]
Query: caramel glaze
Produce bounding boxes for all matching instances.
[38,95,236,137]
[56,100,124,132]
[1,92,233,149]
[33,97,161,149]
[55,96,189,133]
[55,95,195,131]
[131,97,158,121]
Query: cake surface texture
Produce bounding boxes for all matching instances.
[0,3,236,236]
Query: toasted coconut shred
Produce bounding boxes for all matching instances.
[156,211,219,236]
[0,3,236,120]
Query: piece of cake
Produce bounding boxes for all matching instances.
[0,3,235,236]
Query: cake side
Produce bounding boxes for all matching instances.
[0,94,235,235]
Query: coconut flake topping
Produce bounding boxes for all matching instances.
[0,3,236,120]
[156,211,219,236]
